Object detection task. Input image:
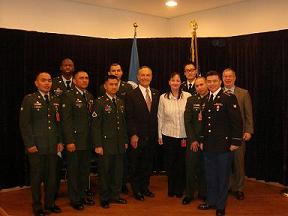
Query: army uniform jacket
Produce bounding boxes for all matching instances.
[51,76,74,96]
[98,81,133,100]
[19,91,62,154]
[200,89,243,152]
[91,95,128,155]
[61,88,94,150]
[181,81,196,96]
[184,93,208,146]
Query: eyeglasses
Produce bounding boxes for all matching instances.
[185,69,196,72]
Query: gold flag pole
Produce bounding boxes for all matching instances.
[133,22,138,37]
[190,20,199,75]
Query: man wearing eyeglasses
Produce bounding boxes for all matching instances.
[181,62,198,95]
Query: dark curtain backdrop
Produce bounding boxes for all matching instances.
[0,28,287,189]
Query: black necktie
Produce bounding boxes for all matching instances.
[208,94,213,103]
[66,80,71,90]
[83,91,87,102]
[188,83,192,90]
[112,98,117,108]
[44,94,49,104]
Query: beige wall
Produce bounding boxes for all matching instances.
[0,0,288,38]
[0,0,168,38]
[169,0,288,37]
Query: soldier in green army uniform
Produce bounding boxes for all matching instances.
[92,75,128,209]
[99,63,133,194]
[19,72,63,216]
[98,63,133,99]
[51,58,75,95]
[183,77,209,205]
[61,70,95,210]
[51,58,75,199]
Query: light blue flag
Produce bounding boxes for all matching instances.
[128,35,139,86]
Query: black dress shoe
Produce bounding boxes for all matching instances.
[198,203,216,210]
[82,197,95,206]
[45,205,62,213]
[235,191,244,200]
[182,196,193,205]
[100,200,110,209]
[134,192,145,201]
[175,193,183,198]
[121,184,129,194]
[33,209,45,216]
[71,203,84,210]
[110,197,127,204]
[281,188,288,197]
[216,208,225,216]
[143,190,155,197]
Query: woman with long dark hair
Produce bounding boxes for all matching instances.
[157,72,191,197]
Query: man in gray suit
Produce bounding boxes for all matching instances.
[222,68,254,200]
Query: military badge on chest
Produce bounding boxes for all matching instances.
[75,98,83,108]
[214,103,223,112]
[54,88,63,96]
[33,101,43,111]
[104,105,112,113]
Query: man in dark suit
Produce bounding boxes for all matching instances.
[198,71,243,216]
[181,62,197,95]
[52,58,75,96]
[51,58,75,200]
[183,77,209,205]
[98,63,133,194]
[20,72,63,216]
[222,68,254,200]
[61,70,95,210]
[125,66,160,201]
[92,75,128,208]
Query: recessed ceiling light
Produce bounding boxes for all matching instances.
[165,0,178,7]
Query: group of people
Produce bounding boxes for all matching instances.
[19,59,253,216]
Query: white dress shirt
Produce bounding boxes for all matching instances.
[139,84,152,101]
[157,91,191,139]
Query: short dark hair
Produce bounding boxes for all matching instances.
[104,74,118,82]
[195,76,206,82]
[206,70,221,79]
[73,70,88,78]
[60,58,74,66]
[109,63,121,71]
[183,62,196,70]
[35,71,51,80]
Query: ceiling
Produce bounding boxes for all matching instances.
[66,0,249,18]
